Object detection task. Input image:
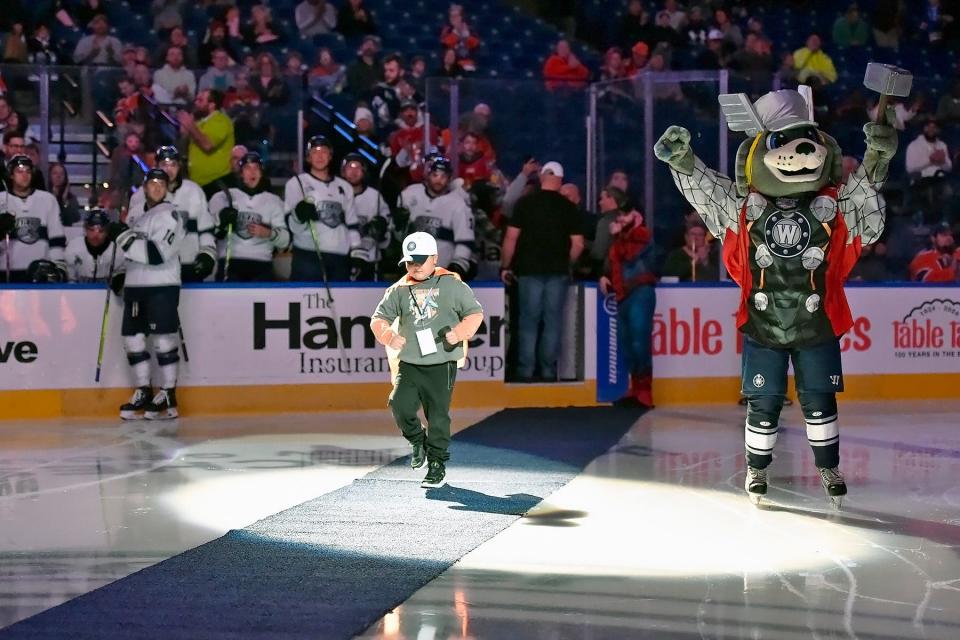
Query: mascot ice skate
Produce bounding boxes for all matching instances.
[655,79,903,508]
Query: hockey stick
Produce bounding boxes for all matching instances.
[218,179,235,282]
[178,318,190,363]
[94,242,119,383]
[3,235,9,284]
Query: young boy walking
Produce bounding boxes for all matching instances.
[371,232,484,487]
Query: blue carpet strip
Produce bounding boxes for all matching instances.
[1,407,642,639]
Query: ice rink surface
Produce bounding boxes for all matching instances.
[2,401,960,639]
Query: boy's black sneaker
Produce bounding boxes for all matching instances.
[421,460,446,488]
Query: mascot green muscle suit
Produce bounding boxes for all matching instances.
[655,88,898,507]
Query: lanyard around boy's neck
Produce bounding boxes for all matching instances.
[408,275,437,317]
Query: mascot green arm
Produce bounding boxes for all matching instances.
[838,119,896,247]
[654,125,741,241]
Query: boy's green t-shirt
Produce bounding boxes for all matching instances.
[373,272,483,366]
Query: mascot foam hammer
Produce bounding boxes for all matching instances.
[655,84,900,508]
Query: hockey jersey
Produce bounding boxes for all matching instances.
[283,173,360,256]
[351,185,391,264]
[129,178,215,267]
[209,186,290,262]
[65,237,124,282]
[0,189,65,271]
[398,183,475,271]
[119,201,186,288]
[909,247,960,283]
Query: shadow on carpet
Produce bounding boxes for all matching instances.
[1,407,644,639]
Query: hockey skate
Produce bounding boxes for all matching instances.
[818,467,847,509]
[120,387,152,420]
[744,466,768,506]
[144,388,178,420]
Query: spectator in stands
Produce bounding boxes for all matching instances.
[793,33,837,88]
[601,47,627,82]
[437,47,466,79]
[906,118,953,211]
[695,29,728,69]
[730,33,775,99]
[152,0,186,34]
[72,0,107,30]
[712,8,743,48]
[0,131,41,189]
[848,239,892,281]
[777,51,798,88]
[591,186,626,271]
[159,26,199,70]
[868,95,919,130]
[108,131,147,197]
[199,20,240,69]
[308,47,346,96]
[919,0,957,45]
[625,41,650,76]
[23,139,47,190]
[372,53,405,131]
[198,48,237,94]
[389,100,440,180]
[354,106,376,140]
[48,162,82,227]
[338,0,379,39]
[832,3,871,48]
[457,132,495,189]
[408,55,427,96]
[244,4,281,47]
[662,0,687,31]
[2,22,28,64]
[131,63,171,104]
[0,98,15,136]
[909,223,959,282]
[224,69,263,147]
[543,39,590,89]
[501,161,584,382]
[661,220,719,282]
[649,11,685,51]
[686,5,709,49]
[618,0,654,52]
[119,43,139,78]
[230,144,248,176]
[936,81,960,123]
[27,23,60,65]
[441,4,481,72]
[178,89,235,195]
[154,46,197,106]
[252,52,289,106]
[284,52,307,93]
[346,36,381,98]
[225,6,243,42]
[72,15,122,67]
[641,51,684,102]
[872,0,903,49]
[296,0,338,37]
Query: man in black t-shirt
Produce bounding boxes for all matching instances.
[500,161,584,381]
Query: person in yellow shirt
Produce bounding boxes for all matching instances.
[177,89,235,198]
[793,33,837,87]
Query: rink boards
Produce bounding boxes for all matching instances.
[1,283,958,418]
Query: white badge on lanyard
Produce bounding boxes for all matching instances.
[416,328,438,355]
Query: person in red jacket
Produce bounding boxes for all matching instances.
[909,223,959,283]
[457,132,494,188]
[600,189,656,408]
[440,4,480,72]
[543,39,590,90]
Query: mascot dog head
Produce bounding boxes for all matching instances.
[725,89,842,198]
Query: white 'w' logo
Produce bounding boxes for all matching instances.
[772,221,801,246]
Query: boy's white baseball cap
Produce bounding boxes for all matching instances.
[398,231,438,265]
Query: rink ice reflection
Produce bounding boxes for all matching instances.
[2,402,960,638]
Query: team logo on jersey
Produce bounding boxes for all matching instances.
[14,217,41,244]
[764,211,811,258]
[235,211,263,240]
[317,200,345,229]
[412,216,442,235]
[752,374,765,388]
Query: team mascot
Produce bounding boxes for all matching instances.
[654,86,898,507]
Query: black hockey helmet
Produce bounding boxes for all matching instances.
[27,259,64,283]
[239,151,263,168]
[425,154,452,177]
[144,167,170,185]
[155,145,181,163]
[84,209,111,228]
[7,154,33,173]
[305,134,334,154]
[341,152,367,172]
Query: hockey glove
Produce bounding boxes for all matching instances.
[110,272,125,296]
[0,212,15,238]
[192,252,216,280]
[294,200,319,223]
[393,207,410,232]
[106,221,129,243]
[362,216,389,242]
[447,261,468,278]
[219,206,239,229]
